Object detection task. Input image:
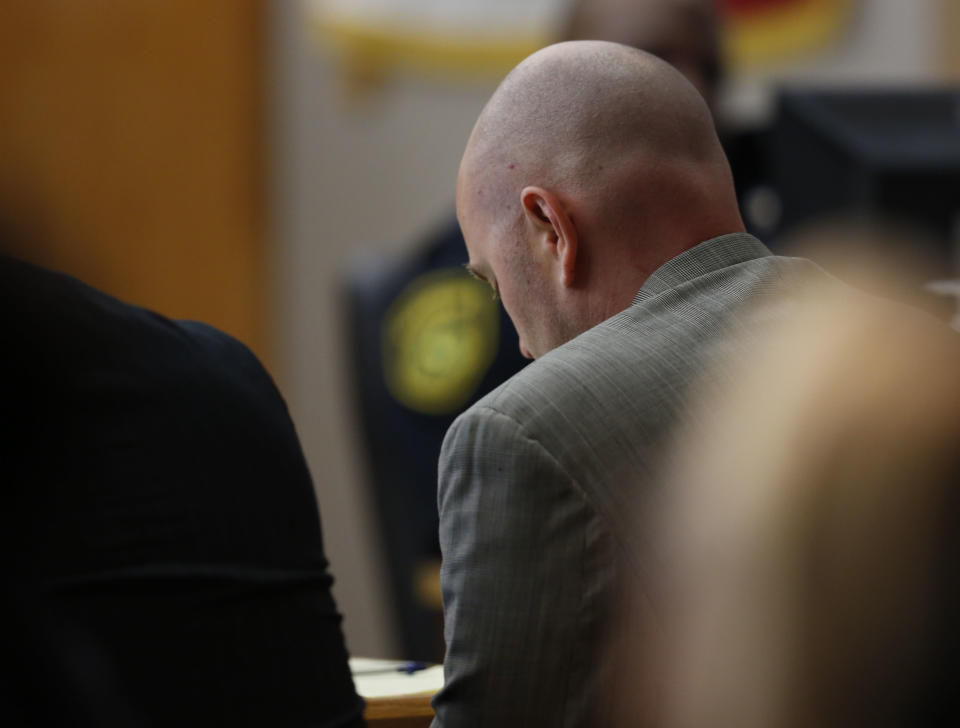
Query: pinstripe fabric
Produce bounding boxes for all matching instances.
[432,233,832,727]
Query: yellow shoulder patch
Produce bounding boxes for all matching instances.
[383,270,500,416]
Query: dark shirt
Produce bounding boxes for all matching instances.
[1,255,364,727]
[346,218,528,659]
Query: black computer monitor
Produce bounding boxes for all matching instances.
[770,87,960,273]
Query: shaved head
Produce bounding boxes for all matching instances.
[457,41,743,358]
[462,40,725,224]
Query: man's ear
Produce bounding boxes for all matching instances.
[520,186,579,287]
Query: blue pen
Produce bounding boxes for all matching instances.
[353,661,431,676]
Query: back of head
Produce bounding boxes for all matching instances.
[460,40,742,304]
[470,40,718,169]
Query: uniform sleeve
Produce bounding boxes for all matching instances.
[431,406,614,728]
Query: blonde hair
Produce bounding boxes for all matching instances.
[657,272,960,728]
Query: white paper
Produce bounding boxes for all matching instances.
[350,657,445,698]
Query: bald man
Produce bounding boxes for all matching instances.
[346,0,733,663]
[433,42,835,727]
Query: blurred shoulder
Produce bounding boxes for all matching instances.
[0,255,282,410]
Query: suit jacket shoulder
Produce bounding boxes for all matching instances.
[433,234,834,728]
[447,238,826,532]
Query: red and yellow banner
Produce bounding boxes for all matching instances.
[308,0,862,87]
[718,0,859,69]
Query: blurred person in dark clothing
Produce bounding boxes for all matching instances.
[0,252,365,727]
[561,0,722,112]
[562,0,772,236]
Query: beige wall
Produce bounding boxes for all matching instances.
[271,0,501,657]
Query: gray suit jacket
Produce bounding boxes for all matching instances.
[432,233,833,727]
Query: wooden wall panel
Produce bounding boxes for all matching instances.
[0,0,268,361]
[941,0,960,81]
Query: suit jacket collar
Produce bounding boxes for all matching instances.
[632,232,772,304]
